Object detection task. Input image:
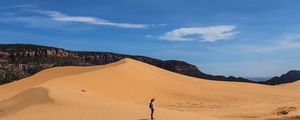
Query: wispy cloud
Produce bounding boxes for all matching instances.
[234,33,300,53]
[30,10,150,29]
[0,4,37,9]
[158,25,237,42]
[11,4,37,8]
[1,6,156,29]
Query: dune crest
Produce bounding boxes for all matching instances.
[0,58,299,120]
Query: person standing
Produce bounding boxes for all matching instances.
[149,98,155,119]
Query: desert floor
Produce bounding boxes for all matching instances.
[0,58,299,120]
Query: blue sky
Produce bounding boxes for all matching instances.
[1,0,300,78]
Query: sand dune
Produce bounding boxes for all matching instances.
[0,58,299,120]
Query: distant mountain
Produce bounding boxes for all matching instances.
[245,77,272,82]
[0,44,255,85]
[260,70,300,85]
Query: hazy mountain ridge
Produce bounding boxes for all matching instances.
[260,70,300,85]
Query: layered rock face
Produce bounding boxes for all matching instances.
[0,44,258,85]
[0,44,201,84]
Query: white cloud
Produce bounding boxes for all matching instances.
[158,25,237,42]
[30,10,150,29]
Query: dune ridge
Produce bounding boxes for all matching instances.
[0,58,299,120]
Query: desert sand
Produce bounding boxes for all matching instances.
[0,58,299,120]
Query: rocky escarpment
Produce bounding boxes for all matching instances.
[0,44,253,84]
[260,70,300,85]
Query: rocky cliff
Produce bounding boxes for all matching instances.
[0,44,254,84]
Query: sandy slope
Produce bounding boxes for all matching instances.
[0,58,299,120]
[282,80,300,90]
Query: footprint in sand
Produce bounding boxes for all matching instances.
[81,89,86,92]
[273,106,297,115]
